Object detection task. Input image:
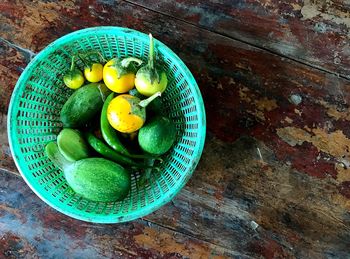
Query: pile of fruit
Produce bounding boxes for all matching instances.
[46,34,177,202]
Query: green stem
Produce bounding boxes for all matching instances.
[138,159,155,187]
[128,153,162,162]
[70,56,75,71]
[148,33,154,70]
[78,54,90,69]
[96,51,107,63]
[79,50,105,62]
[121,57,143,68]
[138,91,161,108]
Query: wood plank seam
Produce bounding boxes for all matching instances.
[1,1,349,83]
[122,0,350,82]
[0,168,245,255]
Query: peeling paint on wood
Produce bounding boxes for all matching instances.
[146,136,350,257]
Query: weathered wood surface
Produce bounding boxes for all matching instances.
[129,0,350,79]
[0,170,236,259]
[1,0,350,258]
[0,40,28,173]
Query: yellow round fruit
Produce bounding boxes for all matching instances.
[63,69,85,89]
[84,63,103,82]
[107,94,145,133]
[103,59,135,93]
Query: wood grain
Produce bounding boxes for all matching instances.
[146,136,350,257]
[1,0,350,257]
[128,0,350,79]
[0,171,238,259]
[0,40,28,173]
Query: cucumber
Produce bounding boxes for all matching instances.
[66,158,130,202]
[60,83,111,128]
[138,116,177,155]
[57,128,89,162]
[45,142,130,202]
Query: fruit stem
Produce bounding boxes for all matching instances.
[96,51,107,63]
[70,56,75,71]
[148,33,155,70]
[138,91,161,108]
[138,159,156,187]
[127,153,163,162]
[79,50,106,63]
[121,57,143,68]
[78,54,90,69]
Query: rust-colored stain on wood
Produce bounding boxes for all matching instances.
[1,0,350,258]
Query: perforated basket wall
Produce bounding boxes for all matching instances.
[8,27,206,223]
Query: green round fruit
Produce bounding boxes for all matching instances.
[138,116,176,155]
[63,68,84,89]
[135,68,167,97]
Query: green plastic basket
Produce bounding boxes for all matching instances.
[7,27,206,223]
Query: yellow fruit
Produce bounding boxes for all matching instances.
[84,63,103,82]
[103,59,135,93]
[63,69,84,89]
[107,95,145,133]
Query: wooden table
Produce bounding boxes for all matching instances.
[1,1,350,258]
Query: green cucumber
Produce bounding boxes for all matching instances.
[66,158,130,202]
[60,83,111,128]
[45,142,130,202]
[57,128,89,162]
[138,116,177,155]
